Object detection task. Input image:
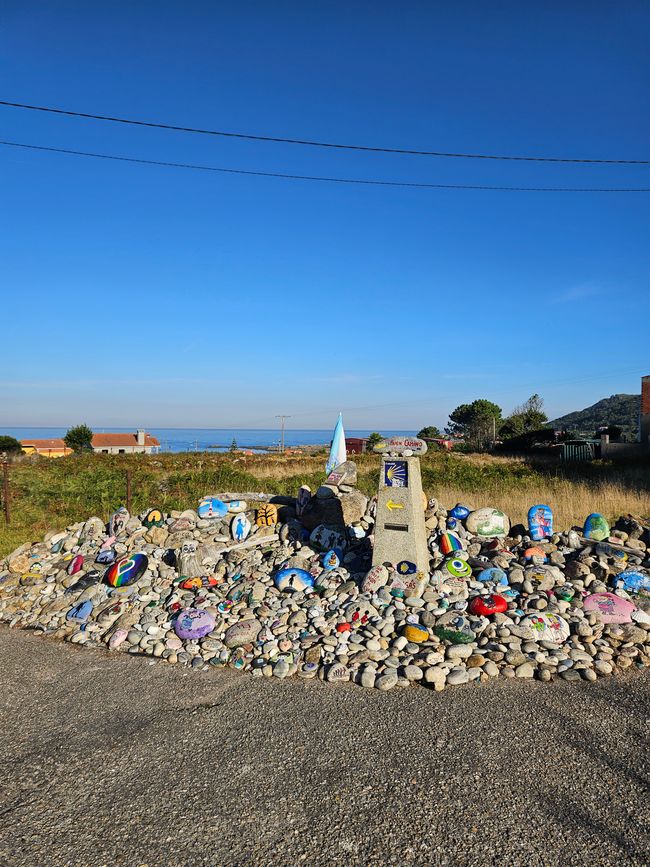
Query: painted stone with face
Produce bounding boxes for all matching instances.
[177,541,202,579]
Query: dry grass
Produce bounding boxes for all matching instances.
[1,449,649,558]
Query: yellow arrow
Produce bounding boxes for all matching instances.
[386,500,404,511]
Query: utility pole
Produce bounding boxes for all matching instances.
[275,415,291,454]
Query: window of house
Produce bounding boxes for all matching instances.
[118,449,125,454]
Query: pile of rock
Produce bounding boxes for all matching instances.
[1,465,649,692]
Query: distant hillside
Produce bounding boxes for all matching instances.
[550,393,640,436]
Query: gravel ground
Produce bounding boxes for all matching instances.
[0,628,648,867]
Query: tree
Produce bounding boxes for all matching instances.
[0,435,22,454]
[366,432,383,451]
[417,426,442,439]
[64,424,94,452]
[445,400,502,447]
[500,394,548,440]
[229,438,238,452]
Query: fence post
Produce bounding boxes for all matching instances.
[126,469,132,513]
[2,455,9,525]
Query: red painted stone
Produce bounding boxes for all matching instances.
[336,622,351,633]
[468,594,508,616]
[67,554,84,575]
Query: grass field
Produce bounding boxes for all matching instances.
[1,450,650,558]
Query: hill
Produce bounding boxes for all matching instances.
[550,393,640,436]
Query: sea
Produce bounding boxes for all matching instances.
[5,427,415,453]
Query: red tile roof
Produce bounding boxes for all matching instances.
[21,438,69,449]
[92,433,160,447]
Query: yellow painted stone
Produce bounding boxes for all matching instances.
[256,503,278,526]
[403,624,429,644]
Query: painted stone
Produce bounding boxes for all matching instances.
[180,576,218,590]
[468,594,507,616]
[466,508,510,538]
[231,514,251,543]
[142,508,164,528]
[344,599,379,624]
[442,556,472,580]
[528,504,553,541]
[109,507,130,538]
[197,497,228,519]
[476,567,508,585]
[226,500,247,514]
[66,600,93,623]
[384,460,408,488]
[396,560,417,576]
[584,592,635,624]
[256,503,278,526]
[177,541,202,579]
[174,608,215,640]
[403,624,429,643]
[275,567,315,592]
[67,554,84,576]
[105,553,148,588]
[296,485,311,517]
[519,613,570,643]
[322,549,341,571]
[224,618,262,648]
[583,513,610,542]
[65,571,101,594]
[449,504,471,520]
[439,531,463,555]
[372,436,427,455]
[309,525,346,551]
[326,460,357,487]
[617,571,650,594]
[433,613,476,644]
[81,516,105,541]
[96,548,116,565]
[361,564,389,594]
[524,546,547,562]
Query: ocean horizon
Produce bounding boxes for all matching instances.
[3,427,416,453]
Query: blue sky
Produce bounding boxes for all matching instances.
[1,1,648,430]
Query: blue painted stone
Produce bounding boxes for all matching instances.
[322,549,341,571]
[583,513,610,541]
[275,567,315,592]
[66,600,93,623]
[528,504,553,541]
[476,567,508,585]
[449,504,470,520]
[396,560,417,575]
[198,497,228,519]
[618,571,650,594]
[446,517,458,530]
[96,548,116,565]
[231,513,251,542]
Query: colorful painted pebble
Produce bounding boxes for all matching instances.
[520,612,570,643]
[180,576,218,590]
[142,508,164,528]
[96,548,116,565]
[105,553,148,587]
[66,600,93,623]
[584,592,635,624]
[231,513,251,543]
[442,556,472,580]
[256,503,278,526]
[109,506,130,537]
[468,594,507,616]
[226,500,247,513]
[617,570,650,594]
[174,608,216,640]
[322,549,341,571]
[449,504,471,520]
[275,567,315,592]
[528,504,553,541]
[67,554,84,576]
[197,497,228,519]
[396,560,417,575]
[466,508,510,538]
[583,513,610,542]
[476,566,508,585]
[439,531,463,555]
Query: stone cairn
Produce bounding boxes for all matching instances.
[1,460,649,691]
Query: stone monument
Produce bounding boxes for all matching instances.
[371,436,430,595]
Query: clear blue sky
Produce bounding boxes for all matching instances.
[1,1,648,430]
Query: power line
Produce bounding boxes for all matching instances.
[2,140,648,192]
[0,99,647,165]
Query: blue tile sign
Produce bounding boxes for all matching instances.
[384,460,408,488]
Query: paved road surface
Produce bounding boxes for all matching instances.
[0,629,648,866]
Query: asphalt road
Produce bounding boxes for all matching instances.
[0,629,648,867]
